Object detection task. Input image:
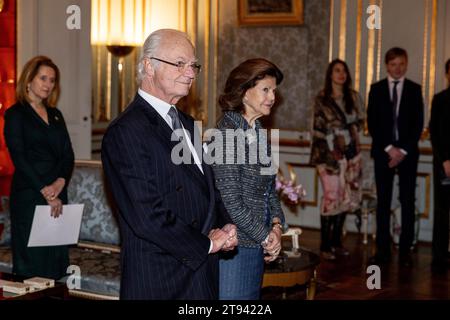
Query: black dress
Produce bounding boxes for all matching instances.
[4,102,74,279]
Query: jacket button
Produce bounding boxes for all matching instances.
[191,219,198,227]
[176,185,183,192]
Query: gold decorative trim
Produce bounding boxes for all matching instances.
[210,0,219,127]
[94,46,102,121]
[428,0,437,120]
[106,50,112,120]
[338,0,347,60]
[131,48,137,103]
[201,0,211,124]
[185,0,199,120]
[179,0,187,32]
[286,163,318,207]
[262,268,315,289]
[422,0,430,101]
[142,0,146,38]
[329,0,335,61]
[421,0,437,129]
[189,0,197,46]
[365,0,377,134]
[75,159,102,167]
[68,289,119,300]
[375,0,383,81]
[78,240,120,253]
[354,0,363,91]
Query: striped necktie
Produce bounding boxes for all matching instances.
[168,106,186,142]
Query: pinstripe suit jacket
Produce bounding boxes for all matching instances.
[101,94,231,300]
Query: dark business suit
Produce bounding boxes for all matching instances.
[367,78,424,256]
[429,87,450,264]
[101,94,231,300]
[4,102,74,279]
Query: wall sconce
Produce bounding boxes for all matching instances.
[91,0,151,113]
[0,0,5,13]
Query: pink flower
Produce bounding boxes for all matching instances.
[275,179,283,191]
[288,193,298,202]
[276,174,306,205]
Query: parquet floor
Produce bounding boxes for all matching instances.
[261,228,449,300]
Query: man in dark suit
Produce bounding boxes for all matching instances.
[101,29,237,299]
[429,59,450,272]
[367,47,424,267]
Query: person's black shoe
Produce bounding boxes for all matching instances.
[368,253,391,265]
[320,251,336,260]
[431,259,449,273]
[399,253,413,268]
[331,246,350,256]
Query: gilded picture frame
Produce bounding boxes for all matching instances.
[238,0,304,26]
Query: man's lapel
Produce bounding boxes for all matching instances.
[137,95,208,192]
[398,79,409,117]
[382,79,391,108]
[136,96,180,153]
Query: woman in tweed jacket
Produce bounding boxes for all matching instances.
[211,58,285,300]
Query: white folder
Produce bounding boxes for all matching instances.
[27,204,84,247]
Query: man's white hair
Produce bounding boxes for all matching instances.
[137,29,193,85]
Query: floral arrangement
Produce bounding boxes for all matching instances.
[275,175,306,205]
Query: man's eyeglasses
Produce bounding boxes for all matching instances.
[150,57,201,75]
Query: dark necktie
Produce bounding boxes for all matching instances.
[392,80,399,141]
[168,106,186,142]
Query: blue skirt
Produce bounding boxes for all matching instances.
[219,246,264,300]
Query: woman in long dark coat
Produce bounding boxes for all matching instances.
[4,56,74,279]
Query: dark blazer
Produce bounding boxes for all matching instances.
[101,94,231,300]
[429,87,450,262]
[4,102,74,279]
[5,102,74,194]
[429,87,450,164]
[367,78,424,158]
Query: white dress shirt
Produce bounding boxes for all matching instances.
[138,89,204,173]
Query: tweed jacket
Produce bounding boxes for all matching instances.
[210,111,285,248]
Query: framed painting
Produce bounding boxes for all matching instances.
[238,0,304,26]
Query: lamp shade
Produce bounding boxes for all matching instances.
[91,0,151,46]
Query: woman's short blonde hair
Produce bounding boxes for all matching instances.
[16,56,61,107]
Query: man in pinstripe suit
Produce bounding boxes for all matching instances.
[101,29,237,300]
